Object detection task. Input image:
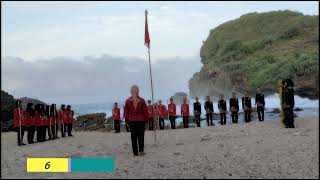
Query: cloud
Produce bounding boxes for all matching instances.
[1,55,201,104]
[160,6,169,10]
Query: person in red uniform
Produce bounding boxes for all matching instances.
[157,100,167,130]
[147,100,155,131]
[25,103,35,144]
[181,98,190,128]
[34,104,42,142]
[66,105,74,136]
[44,105,51,140]
[59,104,67,137]
[124,85,148,156]
[168,97,176,129]
[50,104,58,139]
[14,100,26,146]
[40,104,47,142]
[112,103,121,133]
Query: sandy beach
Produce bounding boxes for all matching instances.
[1,117,319,179]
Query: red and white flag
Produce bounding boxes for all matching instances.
[144,10,150,49]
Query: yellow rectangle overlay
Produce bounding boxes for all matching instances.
[27,158,69,172]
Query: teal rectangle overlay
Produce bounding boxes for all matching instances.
[71,158,114,172]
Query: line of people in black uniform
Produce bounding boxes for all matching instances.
[13,102,74,146]
[195,88,265,126]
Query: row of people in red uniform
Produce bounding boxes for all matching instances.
[13,101,74,146]
[111,97,189,132]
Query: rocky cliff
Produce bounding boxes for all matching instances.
[189,10,319,99]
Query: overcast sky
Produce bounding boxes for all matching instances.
[1,1,318,104]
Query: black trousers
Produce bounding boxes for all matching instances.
[41,126,47,141]
[16,126,25,145]
[159,118,165,130]
[36,126,46,142]
[54,124,59,138]
[36,126,41,142]
[61,123,66,137]
[244,110,251,123]
[257,106,264,121]
[148,118,154,130]
[231,112,238,123]
[169,116,176,129]
[194,115,201,127]
[48,124,55,139]
[284,108,295,128]
[183,116,189,128]
[27,126,35,144]
[220,113,226,125]
[67,123,73,136]
[129,122,145,156]
[206,113,213,126]
[114,121,120,133]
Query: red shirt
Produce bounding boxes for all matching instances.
[14,108,25,127]
[59,110,66,124]
[157,104,167,119]
[124,96,148,123]
[181,103,189,117]
[24,111,34,127]
[168,103,176,116]
[51,115,57,125]
[34,111,41,126]
[43,117,49,126]
[65,110,73,123]
[112,107,121,121]
[147,105,154,119]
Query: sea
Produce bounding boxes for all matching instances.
[72,94,319,127]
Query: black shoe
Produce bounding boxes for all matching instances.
[29,142,34,144]
[139,152,146,156]
[134,153,139,156]
[22,143,26,145]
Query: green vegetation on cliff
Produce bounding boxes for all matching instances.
[200,10,319,95]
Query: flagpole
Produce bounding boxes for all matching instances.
[148,47,157,141]
[18,101,22,145]
[145,10,157,142]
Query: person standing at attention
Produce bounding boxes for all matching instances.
[157,100,167,130]
[218,94,227,125]
[255,87,265,121]
[181,98,190,128]
[124,85,148,156]
[168,97,177,129]
[112,103,121,133]
[147,100,155,130]
[193,97,201,127]
[204,96,214,126]
[229,92,239,123]
[242,91,252,123]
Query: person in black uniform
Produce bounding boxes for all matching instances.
[229,92,239,123]
[218,94,227,125]
[283,79,295,128]
[242,91,252,123]
[193,97,201,127]
[204,96,214,126]
[255,87,265,121]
